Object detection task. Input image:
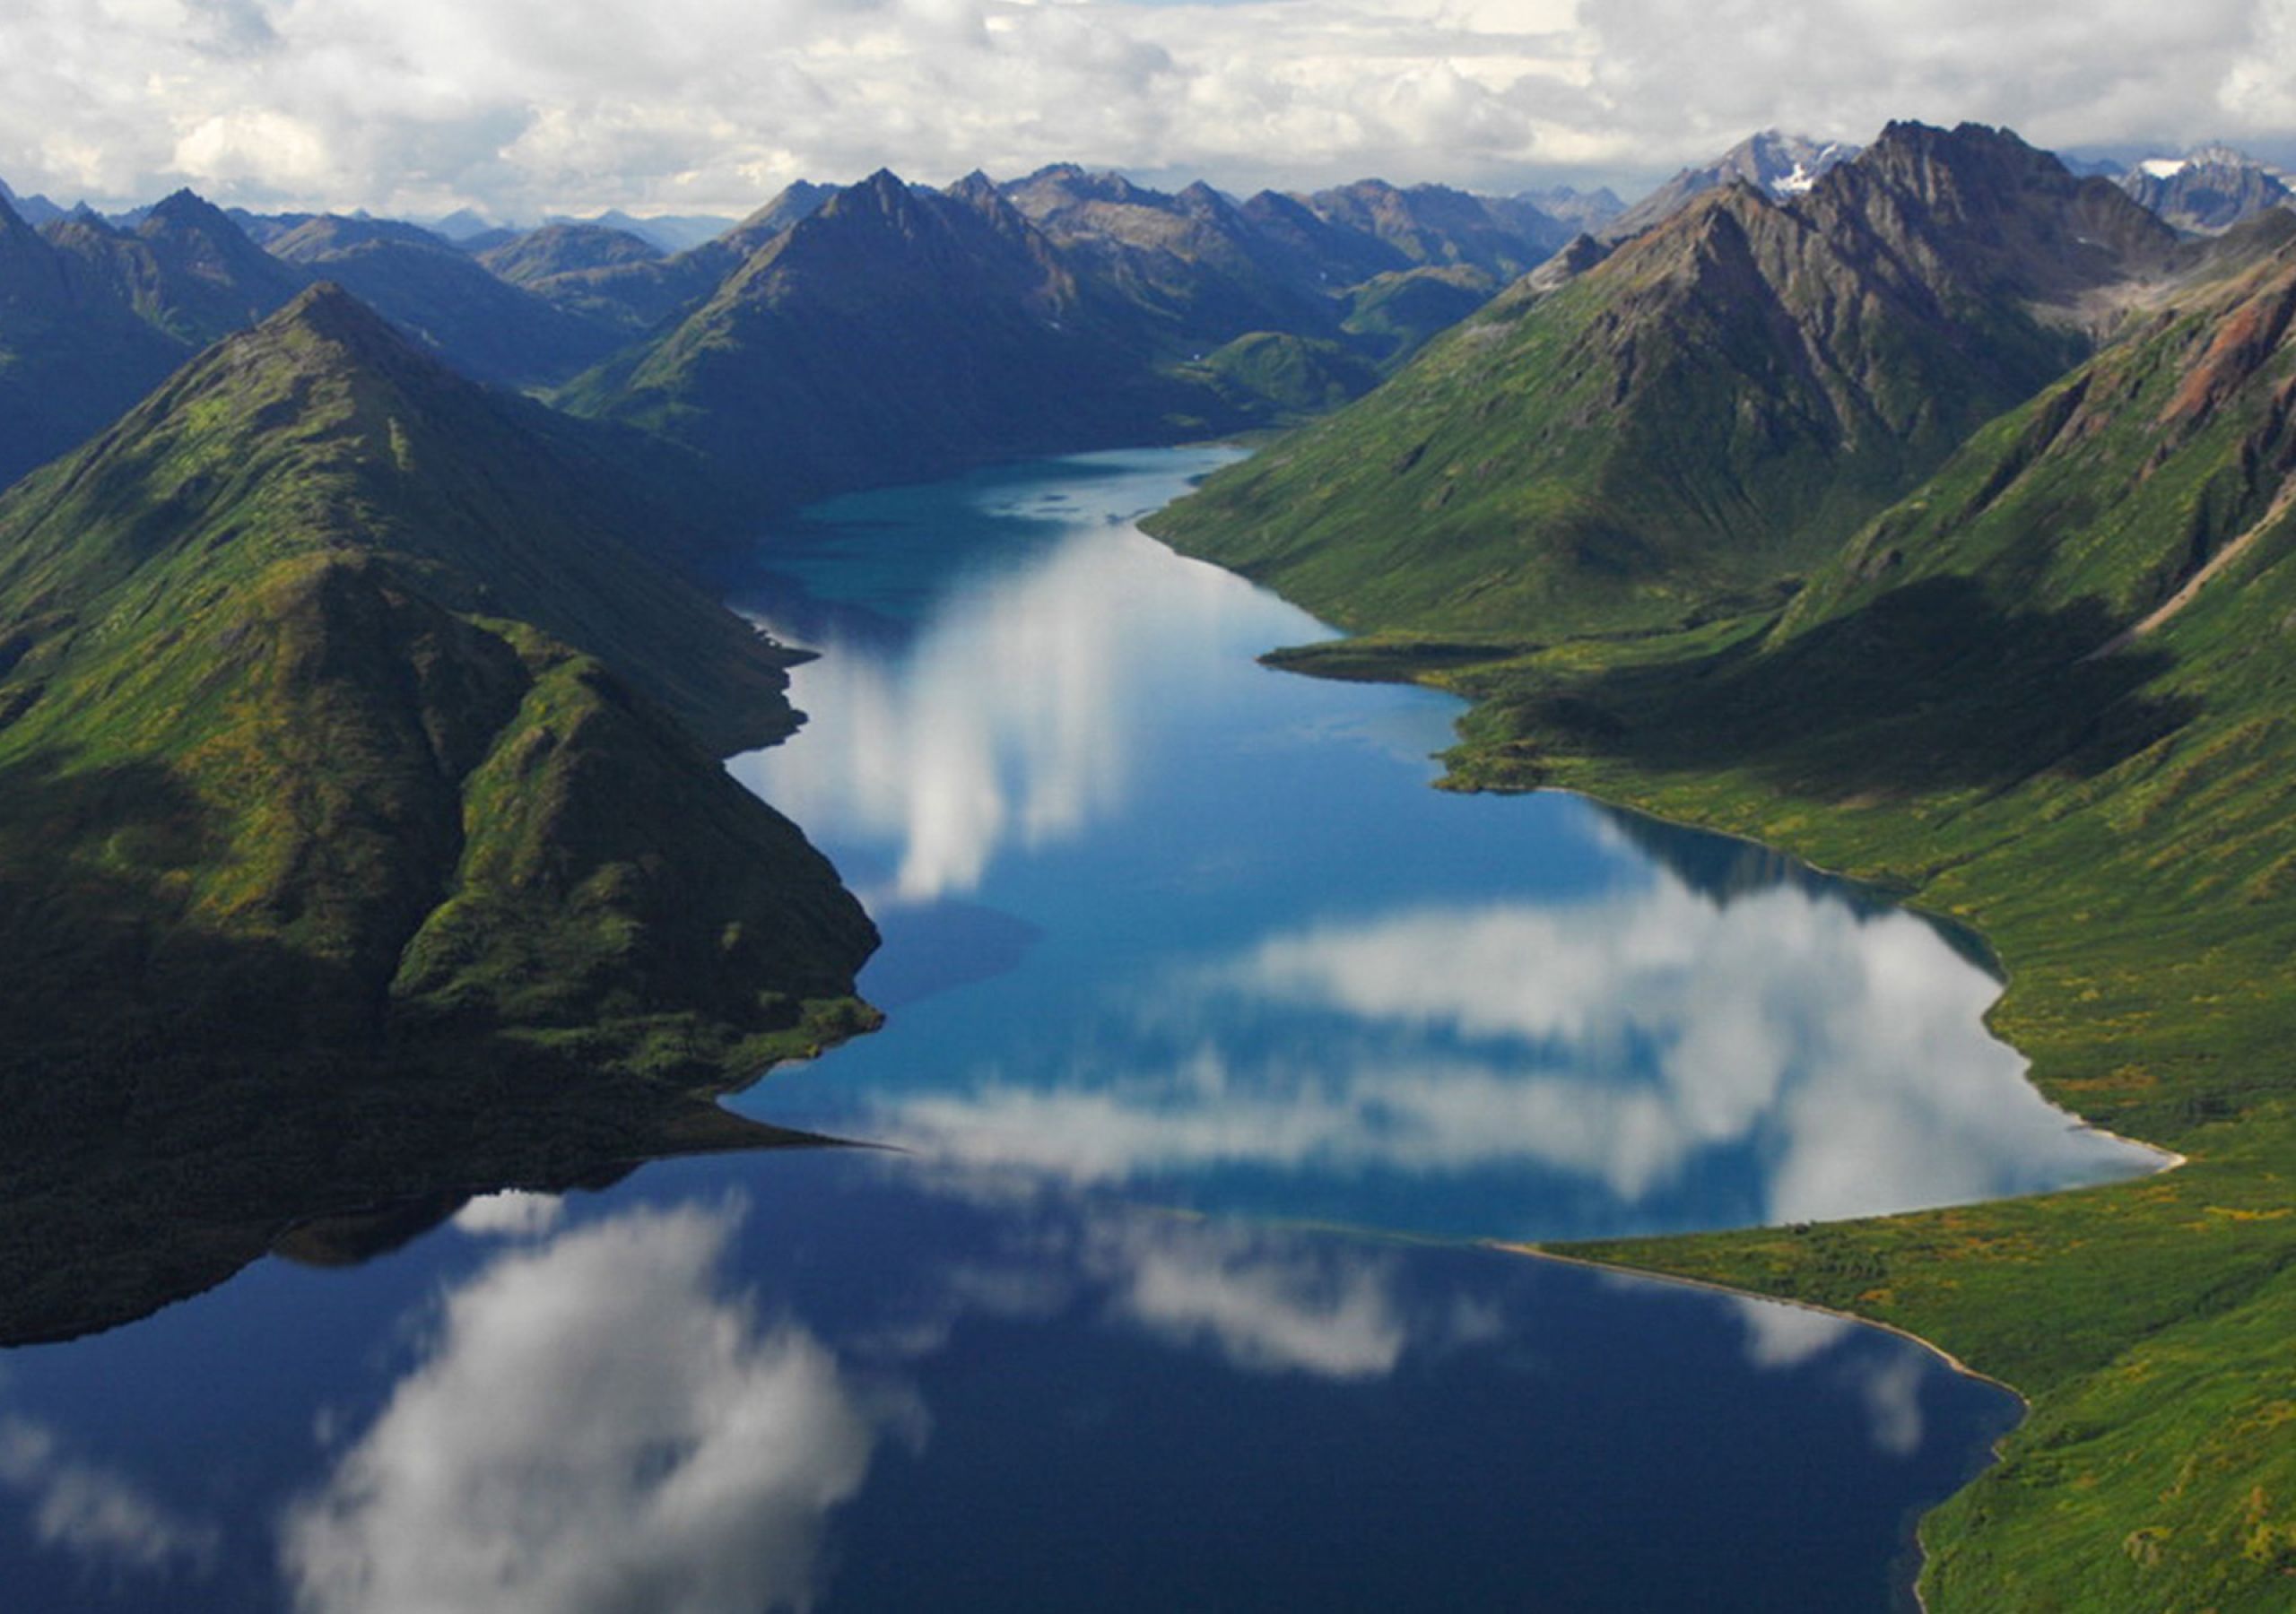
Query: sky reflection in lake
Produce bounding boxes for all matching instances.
[729,450,2161,1242]
[0,1152,2021,1611]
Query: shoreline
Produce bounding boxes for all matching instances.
[1496,1242,2030,1405]
[1200,619,2244,1610]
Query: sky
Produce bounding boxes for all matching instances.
[3,0,2293,221]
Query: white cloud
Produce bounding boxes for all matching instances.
[864,1188,1472,1381]
[282,1201,909,1614]
[866,870,2162,1229]
[1731,1294,1853,1369]
[0,1415,220,1580]
[735,501,1289,905]
[448,1189,566,1238]
[1091,1215,1412,1379]
[1,0,2286,219]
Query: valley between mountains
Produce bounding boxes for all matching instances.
[1,118,2292,1609]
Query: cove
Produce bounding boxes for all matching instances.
[0,449,2160,1611]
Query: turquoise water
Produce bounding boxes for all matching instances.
[0,449,2156,1611]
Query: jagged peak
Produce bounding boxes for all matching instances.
[1524,230,1613,293]
[856,167,914,203]
[813,168,933,230]
[1865,119,2045,170]
[944,169,1000,206]
[1240,188,1318,221]
[142,187,237,232]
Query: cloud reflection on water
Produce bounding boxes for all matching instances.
[1729,1296,1931,1459]
[0,1416,219,1582]
[282,1201,909,1614]
[262,1170,2006,1611]
[733,525,1302,903]
[868,870,2159,1228]
[275,1188,1465,1611]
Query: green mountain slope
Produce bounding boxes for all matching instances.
[1188,178,2296,1610]
[0,285,877,1115]
[1149,122,2179,638]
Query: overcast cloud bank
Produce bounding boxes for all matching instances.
[3,0,2289,219]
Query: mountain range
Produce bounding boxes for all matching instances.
[1151,122,2181,637]
[549,165,1575,508]
[3,115,2294,1603]
[1149,118,2296,1614]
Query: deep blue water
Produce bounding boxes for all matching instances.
[0,449,2156,1612]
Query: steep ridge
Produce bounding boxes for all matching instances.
[999,165,1339,349]
[1302,177,1569,276]
[0,286,877,1113]
[1149,122,2179,638]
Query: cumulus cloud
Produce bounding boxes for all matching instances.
[0,1416,219,1580]
[867,872,2161,1228]
[735,503,1290,904]
[448,1189,566,1238]
[0,0,2286,219]
[868,1189,1472,1381]
[282,1201,909,1614]
[1729,1294,1935,1456]
[1090,1214,1413,1379]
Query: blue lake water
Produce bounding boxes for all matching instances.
[0,448,2159,1611]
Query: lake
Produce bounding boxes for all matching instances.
[0,448,2158,1611]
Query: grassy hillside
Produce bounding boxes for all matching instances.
[1205,219,2296,1610]
[1150,123,2175,639]
[0,287,882,1335]
[0,287,876,1341]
